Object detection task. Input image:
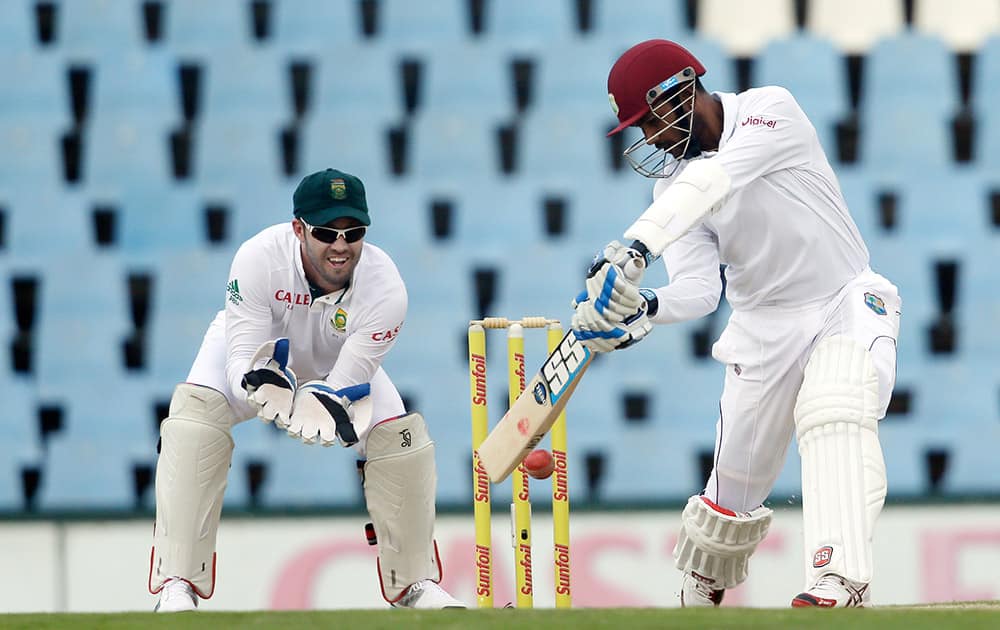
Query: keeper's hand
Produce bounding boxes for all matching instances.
[242,338,297,426]
[286,382,372,446]
[582,240,647,324]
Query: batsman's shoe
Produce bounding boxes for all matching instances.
[680,572,725,607]
[792,573,870,608]
[154,577,198,612]
[391,580,466,609]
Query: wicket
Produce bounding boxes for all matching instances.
[469,317,571,609]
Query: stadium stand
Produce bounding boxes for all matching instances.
[1,0,997,512]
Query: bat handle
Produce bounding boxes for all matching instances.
[623,240,652,282]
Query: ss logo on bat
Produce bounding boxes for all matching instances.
[541,334,587,395]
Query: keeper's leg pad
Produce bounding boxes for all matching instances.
[362,412,441,603]
[795,335,887,586]
[673,495,773,589]
[149,384,236,599]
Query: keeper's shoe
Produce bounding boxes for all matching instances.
[680,572,725,607]
[791,573,870,608]
[154,577,198,612]
[391,580,467,609]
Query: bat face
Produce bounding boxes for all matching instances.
[477,331,592,483]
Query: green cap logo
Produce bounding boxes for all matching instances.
[331,178,347,200]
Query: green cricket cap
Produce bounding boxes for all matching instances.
[292,168,371,226]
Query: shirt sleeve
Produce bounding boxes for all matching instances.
[648,223,723,324]
[324,283,408,391]
[712,88,813,193]
[224,242,275,399]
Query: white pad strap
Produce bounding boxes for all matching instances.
[795,335,886,585]
[149,384,236,599]
[623,157,731,257]
[363,412,441,602]
[673,495,772,589]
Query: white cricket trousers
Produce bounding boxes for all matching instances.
[704,268,901,511]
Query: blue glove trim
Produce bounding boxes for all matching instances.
[573,327,626,341]
[574,289,588,305]
[306,382,371,401]
[595,265,618,315]
[273,338,290,370]
[638,288,658,318]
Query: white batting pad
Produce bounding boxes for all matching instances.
[795,335,886,586]
[673,495,773,589]
[363,413,440,602]
[149,384,235,598]
[623,157,731,257]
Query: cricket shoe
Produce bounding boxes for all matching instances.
[154,577,198,612]
[680,572,724,607]
[391,580,467,609]
[791,573,870,608]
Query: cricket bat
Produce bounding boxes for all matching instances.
[477,330,593,483]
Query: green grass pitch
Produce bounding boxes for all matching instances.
[3,606,1000,630]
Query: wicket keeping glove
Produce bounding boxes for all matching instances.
[242,338,298,427]
[286,382,372,447]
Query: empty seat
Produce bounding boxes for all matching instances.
[201,47,289,123]
[271,0,359,54]
[194,116,286,193]
[58,0,146,58]
[379,0,470,48]
[164,0,253,55]
[484,0,578,48]
[533,41,621,113]
[311,45,402,118]
[808,0,905,53]
[407,111,504,182]
[674,34,737,93]
[973,36,1000,167]
[0,380,40,510]
[257,437,363,508]
[857,32,958,175]
[4,189,93,262]
[90,50,175,125]
[83,115,174,198]
[299,111,393,183]
[419,42,512,118]
[516,108,613,181]
[914,0,1000,53]
[592,0,687,47]
[756,33,847,152]
[698,0,795,56]
[36,433,146,510]
[0,0,34,53]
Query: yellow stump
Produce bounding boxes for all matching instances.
[548,324,572,608]
[468,323,493,608]
[507,323,533,608]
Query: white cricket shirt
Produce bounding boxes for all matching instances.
[222,223,407,399]
[647,87,869,323]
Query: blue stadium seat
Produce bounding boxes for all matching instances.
[164,0,253,55]
[58,0,145,58]
[675,34,737,94]
[0,47,65,119]
[115,184,208,255]
[90,50,175,125]
[194,116,286,192]
[0,380,40,511]
[4,189,93,262]
[517,108,614,181]
[0,0,34,53]
[533,41,621,113]
[408,111,504,182]
[311,45,402,118]
[299,111,393,185]
[592,0,687,46]
[973,35,1000,167]
[271,0,359,55]
[83,115,174,198]
[34,253,131,392]
[147,247,233,389]
[419,42,512,118]
[961,245,1000,356]
[756,33,847,153]
[379,0,470,48]
[227,419,282,508]
[0,117,66,194]
[490,241,592,319]
[257,437,364,508]
[201,47,289,123]
[858,32,957,174]
[483,0,578,48]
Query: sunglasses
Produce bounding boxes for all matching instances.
[299,219,366,244]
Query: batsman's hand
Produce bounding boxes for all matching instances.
[242,338,298,427]
[286,382,372,447]
[582,240,647,324]
[571,290,652,353]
